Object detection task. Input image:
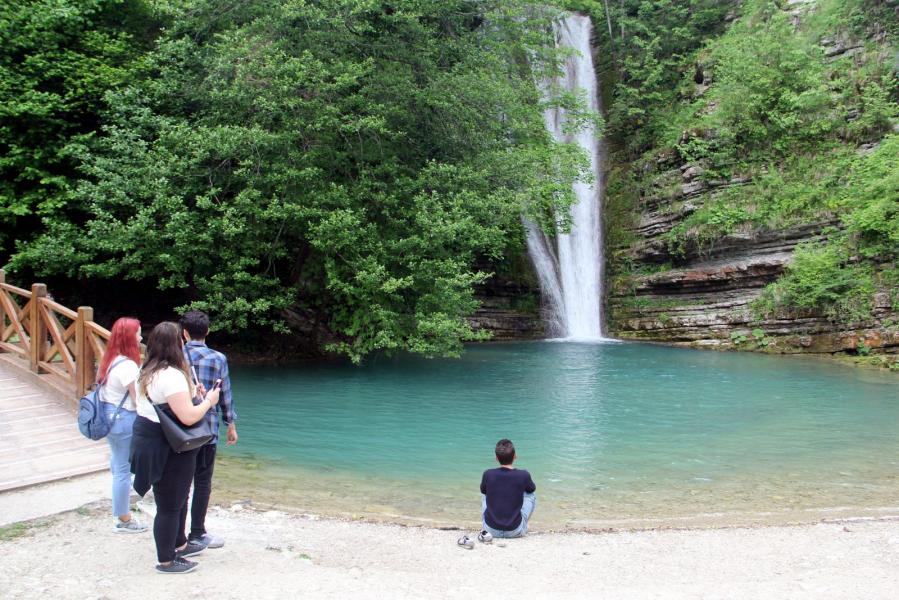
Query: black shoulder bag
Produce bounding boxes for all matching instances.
[154,402,214,453]
[153,366,214,453]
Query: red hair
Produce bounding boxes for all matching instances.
[97,317,142,382]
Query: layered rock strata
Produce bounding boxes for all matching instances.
[607,184,898,356]
[606,2,897,359]
[470,279,544,340]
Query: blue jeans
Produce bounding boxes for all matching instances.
[481,492,536,538]
[104,404,137,518]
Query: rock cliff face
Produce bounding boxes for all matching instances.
[606,164,898,357]
[470,279,544,340]
[603,1,898,361]
[474,1,899,361]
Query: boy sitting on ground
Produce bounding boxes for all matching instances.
[478,438,537,541]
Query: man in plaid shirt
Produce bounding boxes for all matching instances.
[180,310,238,550]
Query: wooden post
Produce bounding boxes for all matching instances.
[0,271,5,339]
[75,306,94,396]
[30,283,47,373]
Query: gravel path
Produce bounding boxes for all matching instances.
[2,498,899,599]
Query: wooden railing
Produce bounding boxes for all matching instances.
[0,269,110,397]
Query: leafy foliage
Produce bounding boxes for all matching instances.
[753,241,876,323]
[0,0,161,253]
[684,4,832,170]
[842,135,899,261]
[722,135,896,323]
[604,0,735,159]
[602,0,897,324]
[10,0,594,361]
[755,135,898,322]
[4,0,894,353]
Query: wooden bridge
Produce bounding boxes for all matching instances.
[0,270,111,491]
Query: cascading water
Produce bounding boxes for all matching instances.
[525,14,605,340]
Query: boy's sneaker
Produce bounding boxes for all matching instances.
[113,518,148,534]
[477,530,493,544]
[156,558,198,574]
[188,532,224,549]
[456,535,474,550]
[175,540,207,559]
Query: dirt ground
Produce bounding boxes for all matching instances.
[2,490,899,599]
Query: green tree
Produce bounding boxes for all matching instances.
[12,0,593,361]
[694,1,833,168]
[0,0,161,255]
[605,0,734,159]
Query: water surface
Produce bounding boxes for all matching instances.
[217,342,899,528]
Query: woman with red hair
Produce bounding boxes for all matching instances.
[97,317,147,533]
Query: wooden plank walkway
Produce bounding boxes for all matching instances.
[0,359,108,492]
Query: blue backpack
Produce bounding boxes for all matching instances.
[77,358,131,441]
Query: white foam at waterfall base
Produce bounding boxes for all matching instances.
[525,14,605,341]
[543,336,621,344]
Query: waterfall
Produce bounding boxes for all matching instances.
[525,14,605,340]
[523,219,565,336]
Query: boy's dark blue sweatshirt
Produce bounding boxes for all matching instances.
[480,467,536,531]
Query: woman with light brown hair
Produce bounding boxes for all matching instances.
[129,321,220,574]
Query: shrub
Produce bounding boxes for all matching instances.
[753,242,875,323]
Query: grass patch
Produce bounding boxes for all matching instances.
[833,353,899,372]
[0,518,50,542]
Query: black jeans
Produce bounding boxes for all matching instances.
[189,443,217,539]
[152,446,199,563]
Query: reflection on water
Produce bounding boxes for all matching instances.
[216,342,899,529]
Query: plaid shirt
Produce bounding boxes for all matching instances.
[184,341,236,442]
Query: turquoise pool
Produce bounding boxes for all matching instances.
[220,342,899,528]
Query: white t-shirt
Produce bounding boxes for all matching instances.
[135,366,190,423]
[100,356,139,412]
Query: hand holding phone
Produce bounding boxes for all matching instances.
[205,381,222,407]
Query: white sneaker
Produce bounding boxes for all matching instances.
[114,518,148,533]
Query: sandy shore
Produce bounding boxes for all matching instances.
[2,478,899,599]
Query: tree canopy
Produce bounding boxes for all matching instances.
[0,0,161,252]
[7,0,592,361]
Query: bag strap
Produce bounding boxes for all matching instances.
[110,389,130,420]
[185,348,199,385]
[98,357,129,386]
[101,357,131,421]
[185,347,204,403]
